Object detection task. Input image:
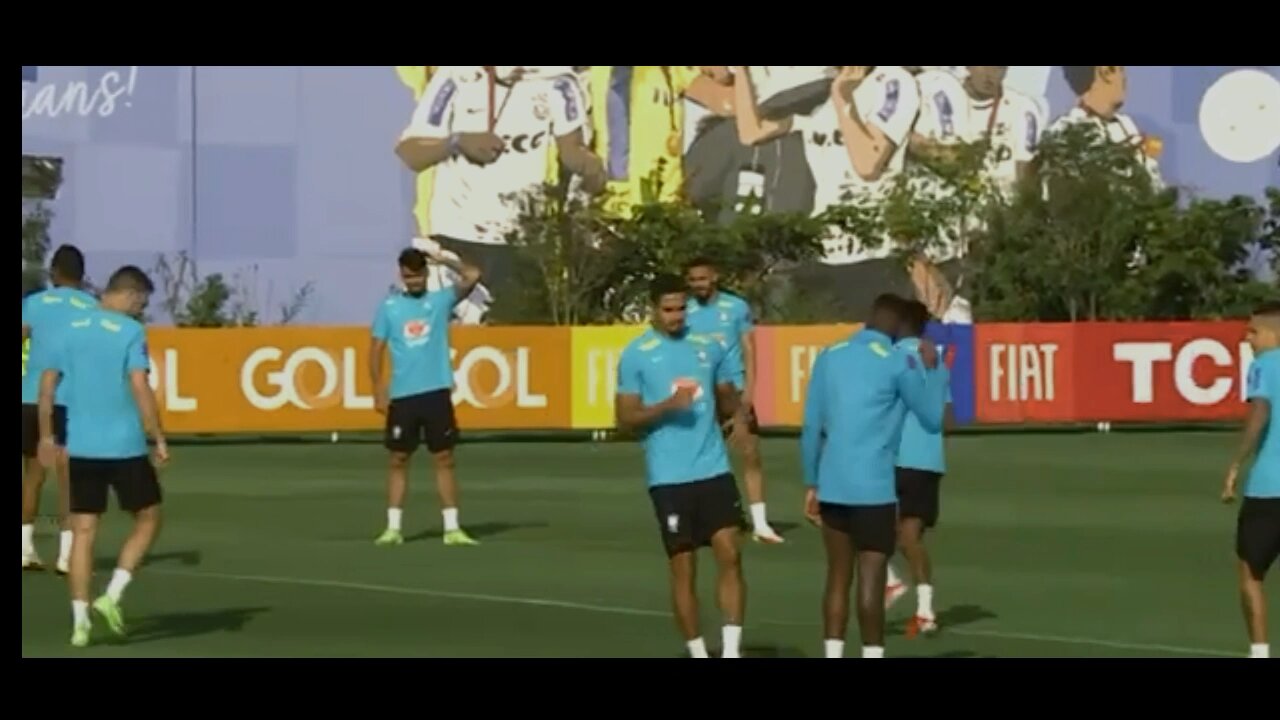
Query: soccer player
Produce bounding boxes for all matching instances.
[37,266,167,648]
[22,244,96,574]
[371,244,482,547]
[683,256,782,543]
[616,274,747,659]
[1222,302,1280,659]
[800,294,946,658]
[886,300,952,636]
[1050,66,1163,188]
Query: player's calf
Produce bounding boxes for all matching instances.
[709,526,745,658]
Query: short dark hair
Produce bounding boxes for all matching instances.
[649,273,687,304]
[899,300,931,337]
[1255,301,1280,318]
[870,293,906,316]
[105,265,154,294]
[683,255,716,273]
[1062,66,1097,96]
[49,244,85,283]
[398,248,427,272]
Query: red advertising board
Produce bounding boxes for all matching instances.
[975,322,1252,424]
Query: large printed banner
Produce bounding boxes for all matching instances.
[138,322,1252,433]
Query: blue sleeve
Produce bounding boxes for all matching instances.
[737,300,755,335]
[716,340,747,386]
[21,296,34,327]
[895,355,946,433]
[44,326,67,376]
[617,348,642,396]
[371,301,391,340]
[1246,360,1271,402]
[800,350,828,488]
[126,327,150,373]
[431,286,463,310]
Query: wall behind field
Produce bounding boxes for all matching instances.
[20,66,1280,323]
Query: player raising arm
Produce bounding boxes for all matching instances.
[371,244,481,548]
[38,266,167,648]
[800,294,946,659]
[1222,302,1280,659]
[616,274,747,659]
[22,245,96,575]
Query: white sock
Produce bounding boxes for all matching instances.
[749,502,768,530]
[863,645,885,658]
[22,524,34,555]
[721,625,742,658]
[387,508,403,532]
[58,530,73,563]
[824,639,845,658]
[887,564,903,587]
[106,568,132,602]
[72,600,89,627]
[1250,643,1270,659]
[917,584,935,619]
[686,637,709,658]
[442,508,460,533]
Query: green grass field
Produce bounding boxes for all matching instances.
[19,431,1275,658]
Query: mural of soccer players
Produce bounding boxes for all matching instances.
[580,66,735,217]
[395,66,607,306]
[734,65,923,317]
[907,66,1047,322]
[685,67,833,222]
[1050,66,1164,187]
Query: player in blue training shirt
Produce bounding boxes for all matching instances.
[1222,301,1280,659]
[889,300,952,637]
[616,274,748,659]
[370,244,482,547]
[21,245,96,575]
[800,294,947,659]
[37,266,167,648]
[684,257,783,544]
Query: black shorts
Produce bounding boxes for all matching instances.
[69,457,162,515]
[819,502,897,555]
[1236,497,1280,581]
[385,389,458,454]
[895,467,943,528]
[21,403,66,457]
[649,474,743,557]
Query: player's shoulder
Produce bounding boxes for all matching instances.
[872,66,921,96]
[716,291,749,311]
[622,329,662,358]
[915,69,965,95]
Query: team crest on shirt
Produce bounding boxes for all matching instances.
[671,377,704,400]
[402,319,430,347]
[667,514,680,533]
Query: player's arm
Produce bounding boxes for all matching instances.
[683,70,735,117]
[614,349,687,431]
[799,350,829,489]
[549,76,607,195]
[37,368,61,445]
[832,66,919,181]
[369,302,391,411]
[895,348,947,434]
[714,343,741,424]
[124,330,167,462]
[395,71,502,172]
[738,307,757,410]
[423,248,481,303]
[1225,365,1272,501]
[731,66,794,145]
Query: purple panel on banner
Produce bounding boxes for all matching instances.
[925,322,975,424]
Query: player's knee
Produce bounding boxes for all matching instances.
[133,504,162,529]
[69,514,97,537]
[432,449,456,471]
[388,452,411,470]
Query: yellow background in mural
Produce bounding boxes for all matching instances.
[570,325,647,429]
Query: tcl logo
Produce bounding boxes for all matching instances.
[1113,339,1255,406]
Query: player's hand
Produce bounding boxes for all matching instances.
[804,488,822,528]
[579,155,607,195]
[37,437,59,470]
[374,389,390,416]
[152,438,169,468]
[666,386,696,412]
[833,66,870,101]
[457,133,505,166]
[918,338,940,370]
[412,237,443,260]
[1222,463,1239,504]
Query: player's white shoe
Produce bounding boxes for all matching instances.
[22,551,45,572]
[55,557,70,576]
[885,581,908,610]
[752,526,785,544]
[905,614,938,639]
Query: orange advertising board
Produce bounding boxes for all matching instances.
[145,326,570,433]
[754,325,861,427]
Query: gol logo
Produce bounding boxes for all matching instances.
[241,347,360,411]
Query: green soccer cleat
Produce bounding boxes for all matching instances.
[70,622,91,648]
[443,529,479,546]
[92,595,127,637]
[375,528,404,546]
